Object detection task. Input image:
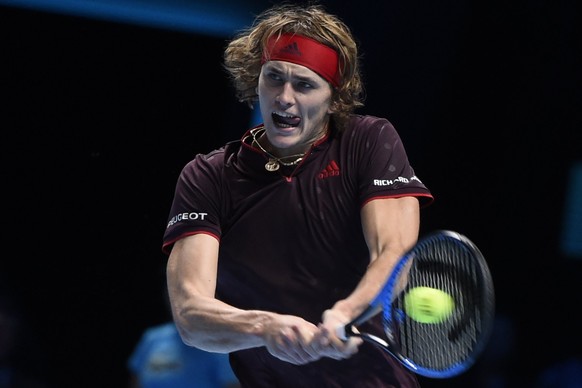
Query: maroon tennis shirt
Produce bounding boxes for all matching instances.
[163,114,433,387]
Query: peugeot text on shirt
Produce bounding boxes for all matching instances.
[167,212,208,228]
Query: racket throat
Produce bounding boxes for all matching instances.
[359,331,418,373]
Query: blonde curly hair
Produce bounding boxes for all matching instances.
[223,2,365,132]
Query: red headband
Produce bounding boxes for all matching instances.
[262,34,341,87]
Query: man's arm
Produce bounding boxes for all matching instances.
[318,196,420,345]
[166,233,322,364]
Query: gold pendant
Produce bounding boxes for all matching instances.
[265,159,280,172]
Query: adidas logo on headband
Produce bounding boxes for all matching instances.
[262,34,340,87]
[280,42,302,57]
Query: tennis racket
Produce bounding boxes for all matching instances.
[337,230,495,379]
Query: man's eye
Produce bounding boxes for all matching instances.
[298,82,313,89]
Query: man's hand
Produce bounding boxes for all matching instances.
[312,308,362,360]
[263,315,322,365]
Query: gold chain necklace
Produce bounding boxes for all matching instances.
[250,127,305,172]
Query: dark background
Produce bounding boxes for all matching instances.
[2,0,581,387]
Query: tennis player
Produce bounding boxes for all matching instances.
[163,3,433,387]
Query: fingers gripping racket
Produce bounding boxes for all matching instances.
[337,230,495,379]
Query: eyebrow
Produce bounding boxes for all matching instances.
[266,63,321,84]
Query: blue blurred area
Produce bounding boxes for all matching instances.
[0,0,265,36]
[561,162,582,259]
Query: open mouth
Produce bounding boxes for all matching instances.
[272,112,301,128]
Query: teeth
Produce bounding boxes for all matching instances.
[272,111,300,128]
[273,112,296,118]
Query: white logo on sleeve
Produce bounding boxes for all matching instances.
[373,175,422,186]
[167,212,208,228]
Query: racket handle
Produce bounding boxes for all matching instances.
[336,325,347,341]
[336,324,361,341]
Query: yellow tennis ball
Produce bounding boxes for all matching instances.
[404,286,455,324]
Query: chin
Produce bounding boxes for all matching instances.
[271,138,296,150]
[266,125,298,141]
[269,131,299,148]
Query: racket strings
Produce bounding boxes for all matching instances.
[392,235,494,374]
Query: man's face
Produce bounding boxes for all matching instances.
[258,60,333,156]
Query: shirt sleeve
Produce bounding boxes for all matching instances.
[351,116,433,207]
[162,149,225,254]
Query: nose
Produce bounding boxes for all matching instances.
[276,82,294,107]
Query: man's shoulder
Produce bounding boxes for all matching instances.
[340,115,397,142]
[184,141,240,171]
[347,114,394,131]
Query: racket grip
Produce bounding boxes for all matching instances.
[335,325,348,341]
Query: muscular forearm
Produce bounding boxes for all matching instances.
[172,294,275,352]
[171,292,327,367]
